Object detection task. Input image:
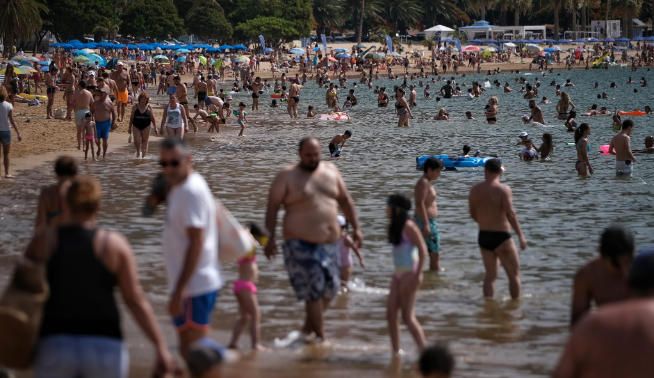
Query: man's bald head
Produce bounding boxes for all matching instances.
[298,137,321,172]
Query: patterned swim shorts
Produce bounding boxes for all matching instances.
[282,239,340,302]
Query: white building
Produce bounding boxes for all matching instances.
[591,20,621,39]
[423,25,455,40]
[459,20,547,41]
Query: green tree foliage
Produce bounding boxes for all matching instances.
[185,0,232,40]
[174,0,194,19]
[226,0,311,37]
[121,0,185,39]
[234,16,298,45]
[0,0,47,52]
[312,0,346,34]
[47,0,114,40]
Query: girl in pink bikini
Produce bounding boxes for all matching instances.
[228,224,268,350]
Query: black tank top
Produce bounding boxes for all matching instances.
[133,107,152,130]
[40,226,122,339]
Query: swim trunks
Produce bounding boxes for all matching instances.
[415,217,440,253]
[75,109,89,126]
[46,86,56,95]
[328,143,341,157]
[0,131,10,145]
[616,160,633,176]
[117,89,128,105]
[282,239,340,302]
[197,91,207,102]
[95,119,111,140]
[167,86,177,96]
[478,231,511,252]
[172,290,219,331]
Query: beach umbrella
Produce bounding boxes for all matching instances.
[289,47,305,55]
[336,53,351,59]
[481,46,496,52]
[73,55,90,63]
[544,46,560,53]
[176,56,187,63]
[504,42,517,48]
[525,43,542,52]
[355,43,365,48]
[232,55,250,64]
[7,66,36,75]
[333,48,347,53]
[177,48,191,53]
[153,54,169,61]
[263,47,273,54]
[198,56,207,65]
[313,46,321,52]
[388,51,402,57]
[231,44,248,51]
[462,45,481,52]
[12,55,38,63]
[365,52,385,60]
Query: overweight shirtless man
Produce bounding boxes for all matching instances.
[554,249,654,378]
[265,137,362,341]
[72,80,93,150]
[288,82,302,119]
[415,157,444,271]
[609,119,636,176]
[110,62,130,122]
[468,159,527,300]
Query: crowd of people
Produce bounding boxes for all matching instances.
[0,40,652,378]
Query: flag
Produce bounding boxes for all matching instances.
[321,34,327,53]
[258,35,266,51]
[385,35,394,53]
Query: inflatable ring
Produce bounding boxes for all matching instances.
[416,154,490,170]
[599,144,611,154]
[618,111,647,116]
[271,93,283,99]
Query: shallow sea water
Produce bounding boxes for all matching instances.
[1,67,653,377]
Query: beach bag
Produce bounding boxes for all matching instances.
[0,257,49,368]
[54,108,66,119]
[215,199,255,264]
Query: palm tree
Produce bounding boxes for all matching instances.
[613,0,643,37]
[381,0,423,33]
[313,0,346,35]
[511,0,532,26]
[0,0,47,56]
[358,0,365,43]
[465,0,496,21]
[421,0,470,27]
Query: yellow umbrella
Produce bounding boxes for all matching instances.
[199,55,207,65]
[5,66,36,75]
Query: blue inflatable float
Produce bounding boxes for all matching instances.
[416,154,491,170]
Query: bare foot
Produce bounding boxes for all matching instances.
[4,175,15,179]
[252,344,268,352]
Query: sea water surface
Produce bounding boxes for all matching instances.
[0,68,653,377]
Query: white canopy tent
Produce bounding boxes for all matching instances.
[423,25,455,40]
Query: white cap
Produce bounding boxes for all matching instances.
[519,131,529,138]
[337,215,346,227]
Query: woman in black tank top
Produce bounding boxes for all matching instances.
[26,176,174,377]
[128,92,158,159]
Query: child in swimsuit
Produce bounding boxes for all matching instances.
[228,224,268,350]
[82,112,96,161]
[237,102,247,137]
[336,215,364,291]
[386,194,427,355]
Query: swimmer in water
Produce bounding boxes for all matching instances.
[527,99,545,124]
[434,108,449,121]
[541,96,550,104]
[565,111,577,132]
[574,123,593,177]
[385,194,427,354]
[419,344,455,378]
[465,111,475,120]
[634,135,654,153]
[519,139,538,161]
[329,130,352,158]
[485,97,498,124]
[228,224,268,351]
[307,105,316,118]
[537,133,553,160]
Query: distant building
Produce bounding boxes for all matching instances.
[459,20,547,41]
[591,20,621,39]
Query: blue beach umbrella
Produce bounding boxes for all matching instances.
[335,53,351,59]
[289,47,305,55]
[176,56,187,63]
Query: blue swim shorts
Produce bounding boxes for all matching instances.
[0,130,10,145]
[283,239,340,302]
[95,120,111,140]
[415,217,441,254]
[172,290,219,331]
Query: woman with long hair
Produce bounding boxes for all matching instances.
[574,123,593,177]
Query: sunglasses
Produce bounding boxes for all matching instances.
[159,159,180,168]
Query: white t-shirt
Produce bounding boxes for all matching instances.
[162,172,221,297]
[0,102,13,132]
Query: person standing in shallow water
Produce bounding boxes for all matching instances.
[265,137,362,342]
[414,157,444,271]
[468,159,527,300]
[570,225,634,326]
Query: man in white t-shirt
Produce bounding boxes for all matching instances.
[159,137,221,357]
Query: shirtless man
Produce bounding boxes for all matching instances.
[288,81,302,119]
[554,250,654,378]
[196,77,208,109]
[251,77,263,111]
[110,62,130,122]
[265,137,362,341]
[325,83,337,109]
[409,85,417,108]
[415,157,443,271]
[570,225,634,326]
[609,119,636,176]
[72,81,94,150]
[469,159,527,299]
[91,87,116,159]
[527,99,545,124]
[173,76,192,132]
[61,68,76,120]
